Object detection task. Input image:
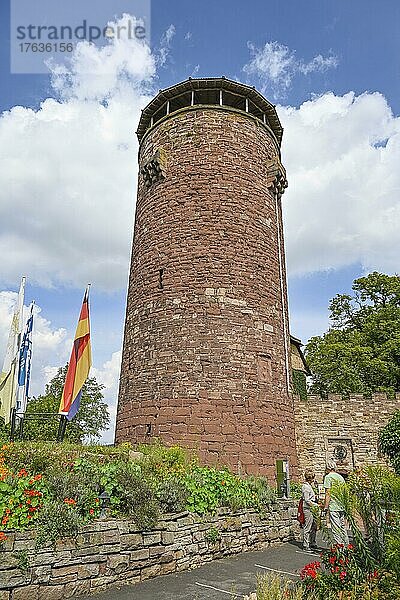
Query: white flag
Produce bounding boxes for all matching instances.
[0,277,26,424]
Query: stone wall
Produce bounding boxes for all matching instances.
[294,393,400,480]
[0,502,299,599]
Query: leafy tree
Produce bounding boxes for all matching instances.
[306,272,400,396]
[379,411,400,474]
[22,366,110,443]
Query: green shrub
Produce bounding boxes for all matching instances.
[34,500,83,548]
[327,466,400,571]
[386,533,400,582]
[379,411,400,474]
[289,481,303,500]
[45,469,100,520]
[1,440,282,540]
[2,441,78,476]
[247,476,277,510]
[0,470,47,530]
[104,461,159,529]
[137,439,194,477]
[15,550,29,572]
[182,466,274,514]
[184,466,232,514]
[205,526,220,544]
[2,441,133,476]
[156,477,188,513]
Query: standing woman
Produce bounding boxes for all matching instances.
[302,470,319,551]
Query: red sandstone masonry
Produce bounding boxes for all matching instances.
[116,100,298,479]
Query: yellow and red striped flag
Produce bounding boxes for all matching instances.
[59,287,92,421]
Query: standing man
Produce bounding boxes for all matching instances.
[323,459,349,545]
[302,470,319,551]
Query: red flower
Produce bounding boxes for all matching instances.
[17,469,28,477]
[89,509,94,515]
[368,569,379,580]
[347,543,354,550]
[300,561,321,581]
[63,498,77,506]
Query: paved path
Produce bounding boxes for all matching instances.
[81,539,325,600]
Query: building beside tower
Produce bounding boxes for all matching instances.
[115,77,298,479]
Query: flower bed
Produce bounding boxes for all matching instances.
[0,440,278,547]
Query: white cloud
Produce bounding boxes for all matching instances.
[0,292,69,397]
[243,41,338,98]
[0,18,178,439]
[280,91,400,276]
[0,289,121,440]
[0,13,156,292]
[191,64,200,77]
[92,350,122,443]
[158,24,176,67]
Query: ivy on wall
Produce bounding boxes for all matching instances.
[292,369,307,401]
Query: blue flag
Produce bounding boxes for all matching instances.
[18,309,33,399]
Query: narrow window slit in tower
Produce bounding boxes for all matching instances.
[146,423,152,435]
[158,268,164,289]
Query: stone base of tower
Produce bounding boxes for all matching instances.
[115,392,298,481]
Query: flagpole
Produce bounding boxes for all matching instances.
[21,301,34,414]
[14,277,26,413]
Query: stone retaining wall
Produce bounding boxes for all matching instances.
[0,502,299,599]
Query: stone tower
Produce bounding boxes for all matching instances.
[116,77,298,478]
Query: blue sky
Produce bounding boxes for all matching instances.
[1,0,399,440]
[3,1,400,111]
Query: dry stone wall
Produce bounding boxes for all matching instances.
[294,393,400,480]
[0,503,299,599]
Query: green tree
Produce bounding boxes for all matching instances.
[22,366,110,443]
[379,411,400,474]
[306,272,400,396]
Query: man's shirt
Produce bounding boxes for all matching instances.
[324,471,345,512]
